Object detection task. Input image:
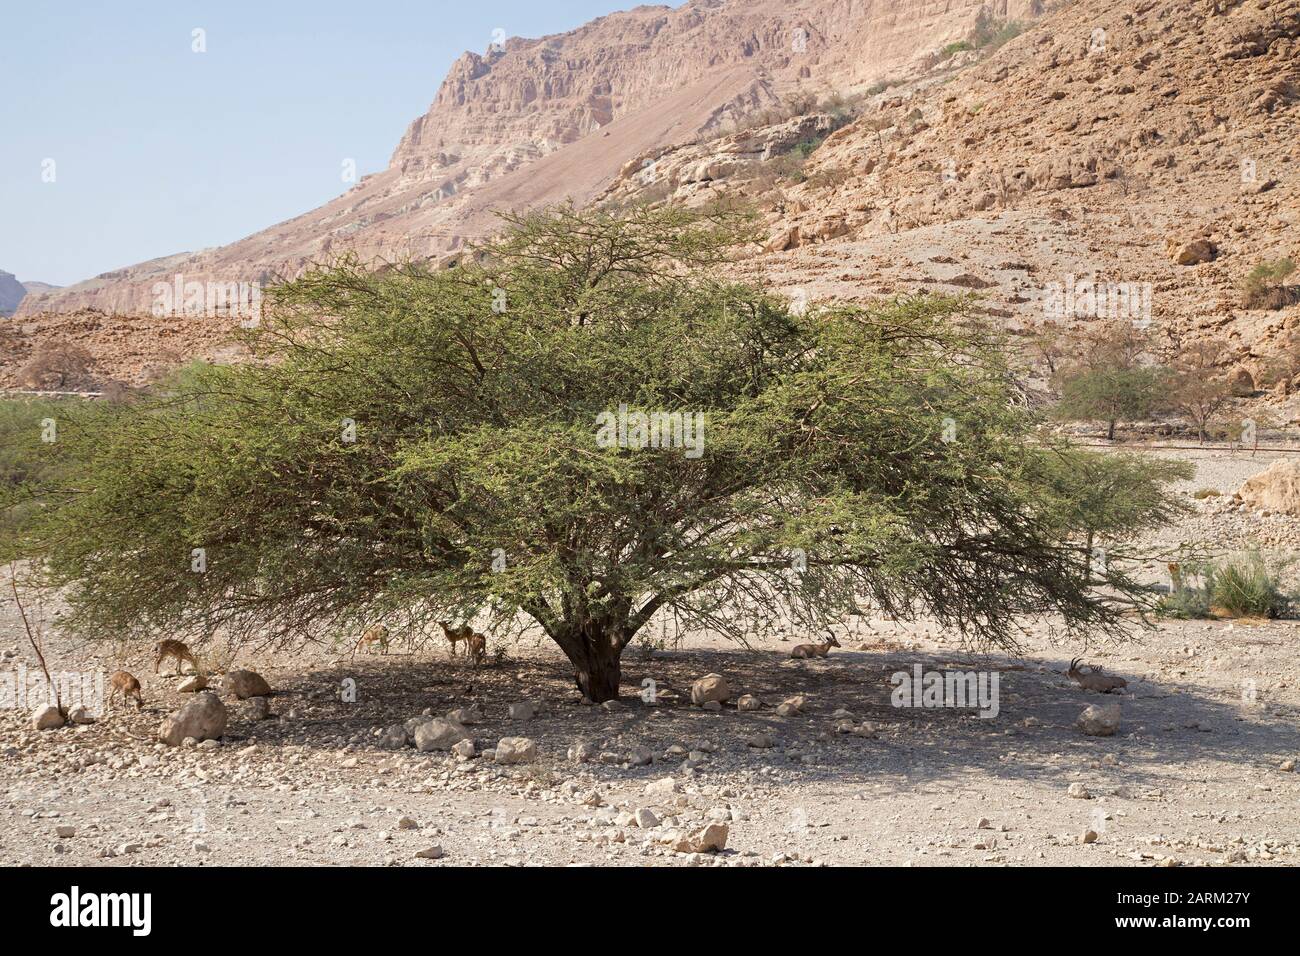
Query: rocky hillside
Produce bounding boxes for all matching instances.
[600,0,1300,411]
[17,0,1037,319]
[0,272,59,317]
[9,0,1298,414]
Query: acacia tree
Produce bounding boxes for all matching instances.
[7,205,1186,701]
[1050,321,1168,440]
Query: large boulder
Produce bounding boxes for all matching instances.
[1238,460,1300,515]
[412,717,469,752]
[159,691,227,746]
[31,704,64,730]
[222,669,271,699]
[1076,702,1122,737]
[495,736,538,765]
[690,673,732,706]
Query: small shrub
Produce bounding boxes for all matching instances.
[1191,487,1221,499]
[1208,555,1289,618]
[943,41,973,56]
[1240,258,1297,310]
[1159,554,1290,619]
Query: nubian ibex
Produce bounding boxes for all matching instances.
[153,639,199,675]
[790,634,841,659]
[1067,658,1128,693]
[109,670,144,710]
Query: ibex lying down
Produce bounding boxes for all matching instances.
[790,635,840,659]
[153,639,199,675]
[1067,658,1128,693]
[109,670,144,710]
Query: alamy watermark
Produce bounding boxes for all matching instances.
[2,666,105,716]
[595,404,705,458]
[890,663,1000,718]
[1042,273,1152,327]
[151,274,263,325]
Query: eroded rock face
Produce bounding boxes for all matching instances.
[16,0,1012,321]
[159,692,227,746]
[1239,460,1300,516]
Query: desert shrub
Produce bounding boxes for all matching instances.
[943,40,974,55]
[16,342,95,390]
[1240,258,1297,310]
[1208,555,1289,618]
[1191,487,1222,499]
[0,396,96,549]
[971,16,1024,50]
[1159,554,1290,619]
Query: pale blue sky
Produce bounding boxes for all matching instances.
[1,1,631,286]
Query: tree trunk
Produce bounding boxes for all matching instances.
[1106,418,1116,441]
[555,620,624,703]
[573,647,622,703]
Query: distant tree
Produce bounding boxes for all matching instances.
[1167,337,1236,443]
[7,205,1187,701]
[1051,322,1168,440]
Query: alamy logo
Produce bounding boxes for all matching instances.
[595,404,705,458]
[50,886,152,936]
[1042,274,1152,326]
[890,663,1000,718]
[151,273,263,324]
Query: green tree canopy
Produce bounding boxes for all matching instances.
[5,205,1187,701]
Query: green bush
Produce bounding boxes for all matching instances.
[1158,554,1290,619]
[1241,258,1297,310]
[1208,555,1289,618]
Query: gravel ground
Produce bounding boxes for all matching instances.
[2,447,1298,867]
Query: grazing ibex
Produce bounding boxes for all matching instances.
[466,631,487,666]
[109,670,144,710]
[440,622,474,657]
[153,639,199,675]
[353,624,390,656]
[1067,658,1128,693]
[790,634,841,659]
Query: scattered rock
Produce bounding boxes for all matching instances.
[673,822,728,854]
[736,694,761,712]
[634,808,660,829]
[690,673,731,706]
[1238,460,1300,516]
[177,675,207,693]
[1170,238,1216,265]
[412,718,470,752]
[158,692,227,746]
[378,724,410,750]
[452,739,476,760]
[223,669,272,699]
[67,705,95,725]
[508,701,537,721]
[1077,702,1122,736]
[1080,829,1099,844]
[495,736,538,765]
[31,705,64,731]
[415,845,444,860]
[1067,783,1092,800]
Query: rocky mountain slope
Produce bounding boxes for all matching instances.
[0,272,58,317]
[8,0,1298,414]
[17,0,1036,318]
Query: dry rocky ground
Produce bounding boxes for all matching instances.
[2,446,1299,868]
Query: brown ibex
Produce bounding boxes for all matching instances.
[790,634,841,659]
[440,622,474,657]
[153,639,199,675]
[109,670,144,710]
[466,631,487,666]
[353,624,390,657]
[1067,658,1128,693]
